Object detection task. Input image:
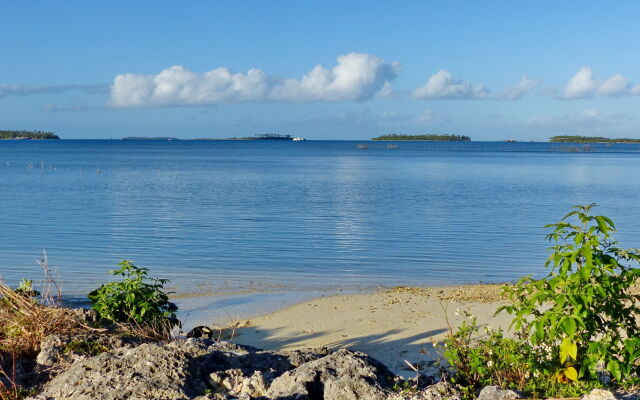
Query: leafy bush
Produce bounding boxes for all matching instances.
[88,260,178,325]
[441,205,640,398]
[501,204,640,383]
[442,310,530,391]
[440,310,604,399]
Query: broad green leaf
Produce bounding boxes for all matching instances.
[564,366,578,382]
[560,337,577,364]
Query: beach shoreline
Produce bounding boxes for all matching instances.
[174,283,513,376]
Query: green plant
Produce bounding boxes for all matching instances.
[500,204,640,383]
[440,309,607,399]
[14,280,39,299]
[63,340,108,357]
[88,260,178,325]
[441,309,532,393]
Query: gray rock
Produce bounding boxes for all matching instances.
[389,381,460,400]
[36,333,144,368]
[203,343,329,393]
[266,348,393,400]
[476,386,519,400]
[208,368,269,397]
[582,389,617,400]
[35,340,209,400]
[36,334,69,367]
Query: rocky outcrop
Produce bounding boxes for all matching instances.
[582,389,618,400]
[33,341,210,400]
[29,335,633,400]
[475,386,519,400]
[36,333,143,367]
[266,348,394,400]
[30,338,381,400]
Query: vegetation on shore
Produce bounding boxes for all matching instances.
[0,130,59,140]
[88,260,177,325]
[441,204,640,399]
[1,260,177,399]
[550,135,640,143]
[372,134,471,141]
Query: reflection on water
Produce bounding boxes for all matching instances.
[0,140,639,297]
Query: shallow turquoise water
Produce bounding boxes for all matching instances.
[1,140,639,297]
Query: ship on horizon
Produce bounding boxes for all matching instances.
[254,134,304,141]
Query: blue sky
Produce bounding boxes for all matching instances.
[1,1,639,140]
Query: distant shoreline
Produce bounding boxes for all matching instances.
[0,130,59,140]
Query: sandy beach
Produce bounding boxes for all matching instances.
[199,284,516,376]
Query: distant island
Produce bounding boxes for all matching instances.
[550,135,640,143]
[372,134,471,141]
[196,134,305,141]
[0,130,59,140]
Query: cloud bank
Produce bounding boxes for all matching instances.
[109,53,400,107]
[413,70,489,99]
[562,67,639,99]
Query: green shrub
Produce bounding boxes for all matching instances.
[440,310,605,399]
[88,260,178,325]
[441,205,640,398]
[501,204,640,383]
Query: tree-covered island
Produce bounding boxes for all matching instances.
[550,135,640,143]
[0,130,60,139]
[372,134,471,141]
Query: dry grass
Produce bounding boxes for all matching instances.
[0,252,95,399]
[0,282,90,356]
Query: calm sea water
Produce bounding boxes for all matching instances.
[1,140,639,297]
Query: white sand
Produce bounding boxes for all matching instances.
[229,288,514,375]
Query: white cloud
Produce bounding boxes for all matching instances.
[413,70,488,100]
[562,67,597,99]
[597,74,630,96]
[497,76,541,100]
[109,53,400,107]
[562,68,637,99]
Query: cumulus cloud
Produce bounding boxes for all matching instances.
[562,67,637,99]
[413,70,488,100]
[109,53,400,107]
[497,76,541,100]
[0,84,105,98]
[597,74,630,96]
[562,67,597,99]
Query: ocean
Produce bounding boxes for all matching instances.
[1,139,639,303]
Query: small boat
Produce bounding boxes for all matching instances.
[292,137,305,141]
